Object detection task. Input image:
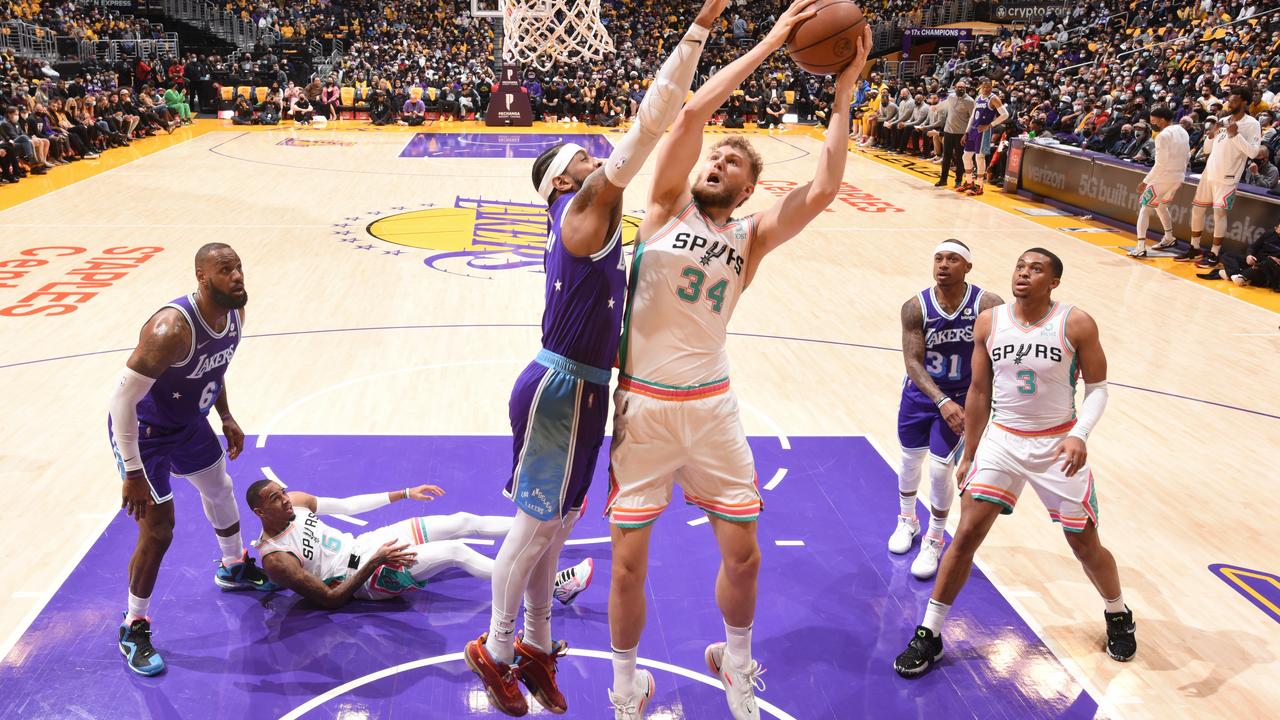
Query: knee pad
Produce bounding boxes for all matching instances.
[927,460,956,513]
[185,461,239,529]
[898,447,928,493]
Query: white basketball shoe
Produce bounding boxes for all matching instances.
[705,642,766,720]
[911,537,944,580]
[609,669,654,720]
[887,515,920,555]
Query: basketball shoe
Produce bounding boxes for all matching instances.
[1151,234,1177,251]
[954,181,972,193]
[887,515,920,554]
[465,633,529,716]
[1173,246,1204,262]
[514,634,568,713]
[552,558,594,605]
[1104,607,1137,662]
[965,183,985,196]
[118,615,165,676]
[706,642,766,720]
[215,551,279,591]
[910,538,944,580]
[894,626,944,678]
[609,669,655,719]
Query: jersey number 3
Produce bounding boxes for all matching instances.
[1016,370,1037,395]
[676,266,727,314]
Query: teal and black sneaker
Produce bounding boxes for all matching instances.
[215,551,279,592]
[119,616,165,676]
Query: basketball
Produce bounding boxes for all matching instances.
[785,0,866,75]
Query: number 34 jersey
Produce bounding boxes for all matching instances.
[987,302,1079,434]
[619,200,755,391]
[907,283,987,396]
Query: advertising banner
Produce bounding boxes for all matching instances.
[484,64,533,127]
[1018,144,1280,255]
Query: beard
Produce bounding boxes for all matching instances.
[208,282,248,309]
[691,180,738,211]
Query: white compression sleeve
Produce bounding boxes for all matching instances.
[1068,382,1108,441]
[604,23,710,188]
[315,492,394,516]
[991,103,1009,128]
[109,367,156,472]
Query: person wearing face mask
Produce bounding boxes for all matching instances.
[935,80,973,188]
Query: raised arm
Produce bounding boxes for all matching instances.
[112,308,192,520]
[288,484,444,518]
[956,309,995,483]
[648,0,822,214]
[559,0,728,256]
[745,25,872,286]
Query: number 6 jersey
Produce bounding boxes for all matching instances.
[986,302,1079,434]
[619,200,755,394]
[136,293,240,429]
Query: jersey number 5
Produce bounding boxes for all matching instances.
[676,266,728,314]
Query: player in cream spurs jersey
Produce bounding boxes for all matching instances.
[606,7,871,718]
[894,248,1136,680]
[1128,104,1188,258]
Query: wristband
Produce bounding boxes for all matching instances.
[402,488,410,501]
[935,396,953,409]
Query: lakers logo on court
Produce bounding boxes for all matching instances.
[354,199,642,279]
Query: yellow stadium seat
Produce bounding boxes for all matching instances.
[236,86,251,100]
[219,86,233,102]
[254,87,268,103]
[784,90,796,104]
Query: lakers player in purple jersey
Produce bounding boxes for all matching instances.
[957,78,1007,196]
[464,0,730,714]
[891,240,1002,580]
[107,243,275,676]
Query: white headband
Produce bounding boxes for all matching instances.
[935,240,972,263]
[537,143,586,201]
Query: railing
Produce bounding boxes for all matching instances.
[86,35,181,64]
[2,19,60,59]
[867,0,974,54]
[163,0,280,50]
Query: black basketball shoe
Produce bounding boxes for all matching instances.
[118,615,165,676]
[894,625,944,678]
[1104,607,1137,662]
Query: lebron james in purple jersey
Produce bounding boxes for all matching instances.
[890,240,1002,580]
[464,3,728,714]
[108,243,274,677]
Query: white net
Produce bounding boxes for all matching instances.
[502,0,615,71]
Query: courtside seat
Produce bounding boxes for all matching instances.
[254,87,268,103]
[236,86,251,100]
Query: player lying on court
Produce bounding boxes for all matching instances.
[464,0,730,716]
[606,6,872,719]
[894,248,1136,679]
[246,480,593,609]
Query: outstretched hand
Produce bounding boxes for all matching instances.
[373,541,417,569]
[407,484,445,501]
[693,0,731,29]
[764,0,822,50]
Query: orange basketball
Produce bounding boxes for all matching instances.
[785,0,866,75]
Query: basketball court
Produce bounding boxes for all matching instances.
[0,121,1277,719]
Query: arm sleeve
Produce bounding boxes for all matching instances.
[1230,121,1262,159]
[1067,382,1108,441]
[314,492,395,517]
[109,367,156,472]
[604,23,710,188]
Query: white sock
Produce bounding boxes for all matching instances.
[217,532,244,567]
[612,645,638,695]
[1104,594,1126,613]
[724,621,752,668]
[522,602,552,654]
[922,598,950,633]
[1135,206,1151,243]
[899,494,916,518]
[486,510,559,665]
[127,592,150,623]
[1210,243,1222,257]
[897,448,927,519]
[927,514,947,542]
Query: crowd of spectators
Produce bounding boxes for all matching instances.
[851,0,1280,195]
[1,48,196,187]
